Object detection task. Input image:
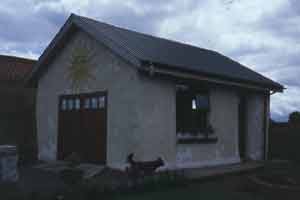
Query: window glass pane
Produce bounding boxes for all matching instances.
[84,98,90,109]
[177,90,210,134]
[98,96,105,108]
[68,99,73,110]
[62,99,67,110]
[91,97,98,109]
[196,94,209,109]
[192,99,196,110]
[75,99,80,110]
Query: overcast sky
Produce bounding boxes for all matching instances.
[0,0,299,121]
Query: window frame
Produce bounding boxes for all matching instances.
[176,86,216,144]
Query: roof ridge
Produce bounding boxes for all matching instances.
[72,14,283,90]
[73,14,145,63]
[28,13,283,91]
[74,14,216,54]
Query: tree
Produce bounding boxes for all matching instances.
[288,111,300,124]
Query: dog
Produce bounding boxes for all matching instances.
[126,153,164,175]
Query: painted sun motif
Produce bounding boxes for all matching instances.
[67,47,95,91]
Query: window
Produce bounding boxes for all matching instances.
[84,98,90,109]
[192,99,197,110]
[91,97,98,109]
[98,96,105,108]
[62,99,67,110]
[176,88,210,136]
[75,99,80,110]
[195,94,210,110]
[68,99,74,110]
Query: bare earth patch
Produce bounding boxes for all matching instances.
[1,161,300,200]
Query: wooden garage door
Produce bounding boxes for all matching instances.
[57,91,107,164]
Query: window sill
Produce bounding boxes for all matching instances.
[177,137,218,144]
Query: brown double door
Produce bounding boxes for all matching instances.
[58,91,107,164]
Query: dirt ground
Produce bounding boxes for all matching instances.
[1,161,300,200]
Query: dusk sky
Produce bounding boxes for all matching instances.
[0,0,299,121]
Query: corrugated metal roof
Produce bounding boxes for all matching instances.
[74,15,283,90]
[0,55,36,82]
[28,14,283,91]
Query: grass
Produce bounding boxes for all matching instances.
[2,162,300,200]
[0,183,24,200]
[0,175,264,200]
[104,164,300,200]
[106,176,264,200]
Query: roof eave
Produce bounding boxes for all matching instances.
[26,13,285,94]
[25,14,77,86]
[271,86,285,94]
[142,61,284,93]
[140,62,284,93]
[26,13,142,86]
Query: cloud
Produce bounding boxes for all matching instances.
[0,0,68,59]
[0,0,299,121]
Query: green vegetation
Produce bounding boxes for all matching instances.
[2,163,300,200]
[288,111,300,124]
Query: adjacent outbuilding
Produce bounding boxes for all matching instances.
[0,55,37,164]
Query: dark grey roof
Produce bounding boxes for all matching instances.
[28,14,284,91]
